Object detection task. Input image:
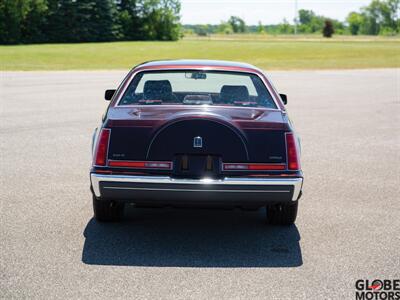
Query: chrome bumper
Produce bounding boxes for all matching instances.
[91,174,303,202]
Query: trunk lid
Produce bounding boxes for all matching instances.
[106,106,289,173]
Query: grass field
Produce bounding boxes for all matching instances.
[1,36,399,70]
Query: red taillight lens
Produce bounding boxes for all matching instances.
[108,160,172,170]
[109,161,146,168]
[286,133,301,170]
[93,128,111,166]
[223,163,286,171]
[248,164,286,170]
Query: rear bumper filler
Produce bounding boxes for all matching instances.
[90,174,303,204]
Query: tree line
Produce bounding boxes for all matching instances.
[0,0,181,44]
[185,0,399,37]
[1,0,398,44]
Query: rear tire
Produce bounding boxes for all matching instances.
[266,201,298,225]
[93,196,124,222]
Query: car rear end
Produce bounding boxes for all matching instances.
[90,61,303,224]
[91,120,302,205]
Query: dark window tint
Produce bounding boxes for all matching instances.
[119,71,277,108]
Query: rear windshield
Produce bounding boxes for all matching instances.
[118,71,277,108]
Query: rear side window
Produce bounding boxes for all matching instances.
[119,71,277,108]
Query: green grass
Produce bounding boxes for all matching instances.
[1,37,399,70]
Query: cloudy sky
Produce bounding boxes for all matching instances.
[180,0,372,25]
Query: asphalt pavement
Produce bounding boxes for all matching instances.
[1,69,399,299]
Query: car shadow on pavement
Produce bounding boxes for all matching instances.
[82,206,302,268]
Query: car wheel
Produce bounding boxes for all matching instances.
[93,195,124,222]
[266,201,298,225]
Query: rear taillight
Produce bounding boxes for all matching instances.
[93,128,111,166]
[223,163,286,171]
[108,160,172,170]
[285,132,301,170]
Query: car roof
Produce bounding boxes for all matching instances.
[135,59,262,72]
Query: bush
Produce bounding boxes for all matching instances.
[379,26,397,36]
[323,20,334,38]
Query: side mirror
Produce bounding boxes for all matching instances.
[105,89,116,101]
[279,93,287,105]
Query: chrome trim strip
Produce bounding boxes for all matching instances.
[103,186,291,193]
[91,174,303,201]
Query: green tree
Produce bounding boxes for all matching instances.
[218,21,233,34]
[361,0,384,34]
[298,9,315,25]
[157,0,181,40]
[47,0,78,42]
[140,0,181,40]
[117,0,142,40]
[228,16,246,33]
[277,19,293,34]
[47,0,116,42]
[20,0,48,43]
[0,0,28,44]
[298,9,325,33]
[0,0,182,44]
[376,0,399,34]
[332,19,345,34]
[346,12,364,35]
[90,0,117,41]
[74,0,116,41]
[359,0,399,35]
[257,21,265,33]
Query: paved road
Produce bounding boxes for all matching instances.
[1,69,399,299]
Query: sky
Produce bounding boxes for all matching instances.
[180,0,372,25]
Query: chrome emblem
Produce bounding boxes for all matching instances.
[193,136,203,148]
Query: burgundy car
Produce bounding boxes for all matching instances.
[90,60,303,225]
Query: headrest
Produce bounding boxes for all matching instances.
[143,80,173,100]
[220,85,249,103]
